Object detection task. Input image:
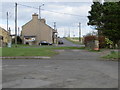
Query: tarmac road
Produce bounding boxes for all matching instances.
[58,38,85,47]
[1,38,118,88]
[2,49,118,88]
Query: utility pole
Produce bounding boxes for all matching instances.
[53,22,56,30]
[78,22,81,43]
[18,27,20,36]
[39,4,44,19]
[53,22,58,45]
[8,27,11,35]
[15,3,17,45]
[8,27,12,47]
[7,12,8,31]
[69,27,70,37]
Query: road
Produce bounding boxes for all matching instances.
[58,38,85,47]
[2,38,118,88]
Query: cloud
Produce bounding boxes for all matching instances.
[42,3,91,27]
[1,2,94,37]
[1,0,93,2]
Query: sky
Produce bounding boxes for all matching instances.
[0,1,96,37]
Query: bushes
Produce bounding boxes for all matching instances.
[98,36,106,48]
[84,35,97,49]
[105,38,113,48]
[84,35,105,49]
[84,35,97,43]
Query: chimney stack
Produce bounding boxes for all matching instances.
[40,19,46,24]
[32,13,38,20]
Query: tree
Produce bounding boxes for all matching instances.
[101,2,120,47]
[87,2,103,36]
[87,1,120,48]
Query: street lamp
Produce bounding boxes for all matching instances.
[39,4,44,19]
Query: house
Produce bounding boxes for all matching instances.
[0,27,9,47]
[21,13,57,45]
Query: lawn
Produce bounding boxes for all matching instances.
[0,46,85,57]
[1,47,57,57]
[102,51,120,60]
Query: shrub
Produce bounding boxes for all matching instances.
[84,35,105,48]
[105,38,113,48]
[98,36,105,48]
[84,35,97,44]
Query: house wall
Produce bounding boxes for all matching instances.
[38,22,53,44]
[22,14,53,45]
[0,27,9,47]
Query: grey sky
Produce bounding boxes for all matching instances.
[0,1,95,37]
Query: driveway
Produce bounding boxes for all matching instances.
[2,49,118,88]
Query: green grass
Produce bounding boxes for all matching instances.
[70,37,79,40]
[102,51,120,59]
[1,47,57,57]
[0,46,85,57]
[65,37,82,45]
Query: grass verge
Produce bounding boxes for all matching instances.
[1,47,57,57]
[102,51,120,60]
[0,46,85,57]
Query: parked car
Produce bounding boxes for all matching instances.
[58,40,64,44]
[39,41,52,45]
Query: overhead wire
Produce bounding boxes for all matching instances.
[17,3,87,17]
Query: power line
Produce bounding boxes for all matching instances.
[17,3,38,9]
[17,3,87,17]
[43,9,85,17]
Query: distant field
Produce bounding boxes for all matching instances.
[65,37,82,44]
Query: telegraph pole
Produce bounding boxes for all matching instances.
[18,27,20,36]
[78,22,81,43]
[53,22,58,45]
[7,12,8,31]
[69,27,70,37]
[8,27,11,35]
[15,3,17,45]
[8,27,12,47]
[53,22,56,30]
